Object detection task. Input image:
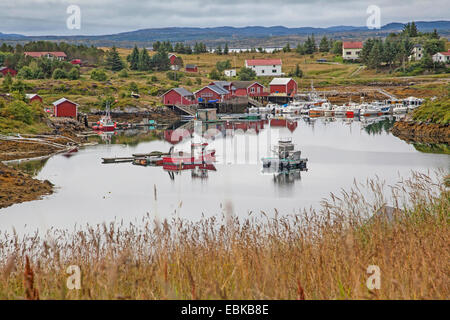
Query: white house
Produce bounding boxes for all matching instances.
[342,42,363,60]
[245,59,282,76]
[432,50,450,64]
[409,44,423,61]
[224,69,236,77]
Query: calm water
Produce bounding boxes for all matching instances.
[1,116,449,233]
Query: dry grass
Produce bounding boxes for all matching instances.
[0,172,448,300]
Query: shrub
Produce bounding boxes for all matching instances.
[67,67,80,80]
[91,69,107,81]
[129,81,139,93]
[118,69,129,78]
[238,67,256,81]
[166,71,183,81]
[1,100,35,124]
[52,68,67,79]
[17,66,34,80]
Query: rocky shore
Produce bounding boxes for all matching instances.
[391,118,450,144]
[0,163,53,209]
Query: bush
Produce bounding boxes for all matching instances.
[118,69,129,78]
[238,67,256,81]
[1,100,35,124]
[166,71,183,81]
[91,69,107,81]
[129,81,139,93]
[17,66,34,80]
[52,68,67,79]
[149,87,159,96]
[196,77,202,85]
[68,67,80,80]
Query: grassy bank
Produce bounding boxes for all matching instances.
[413,93,450,125]
[0,172,448,299]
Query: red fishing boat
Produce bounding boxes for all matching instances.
[92,102,116,132]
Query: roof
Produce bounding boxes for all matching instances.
[342,41,363,49]
[185,64,197,68]
[0,66,14,71]
[195,84,229,95]
[245,59,282,66]
[163,87,194,97]
[436,50,450,56]
[231,81,264,89]
[52,98,79,106]
[24,51,67,58]
[269,78,294,85]
[25,94,40,99]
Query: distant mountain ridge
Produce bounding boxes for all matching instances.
[1,20,449,45]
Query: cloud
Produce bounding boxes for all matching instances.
[0,0,448,36]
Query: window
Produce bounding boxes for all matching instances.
[261,70,265,74]
[250,87,255,93]
[346,51,352,55]
[272,69,277,73]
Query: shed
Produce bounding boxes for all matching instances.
[25,94,43,103]
[52,98,79,118]
[269,78,297,96]
[162,87,195,105]
[0,67,17,77]
[185,64,198,72]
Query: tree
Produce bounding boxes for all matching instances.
[319,36,330,52]
[129,81,139,93]
[331,41,342,55]
[367,40,383,70]
[420,54,434,70]
[138,47,151,71]
[209,68,221,80]
[296,43,305,55]
[17,66,34,79]
[224,43,229,55]
[304,35,316,54]
[118,69,128,78]
[91,69,107,81]
[52,68,67,79]
[105,46,124,71]
[423,39,445,56]
[216,45,222,55]
[128,45,140,70]
[2,73,12,91]
[238,67,256,81]
[150,49,170,71]
[293,64,303,77]
[431,29,439,39]
[67,67,80,80]
[216,60,231,72]
[283,43,291,53]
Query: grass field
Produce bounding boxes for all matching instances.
[0,172,448,299]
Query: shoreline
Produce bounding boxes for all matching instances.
[391,119,450,144]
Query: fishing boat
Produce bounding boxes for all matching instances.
[92,102,116,132]
[163,142,216,167]
[333,105,347,117]
[262,138,308,170]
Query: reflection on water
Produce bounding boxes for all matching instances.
[0,115,449,234]
[413,143,450,155]
[8,158,49,177]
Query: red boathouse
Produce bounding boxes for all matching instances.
[52,98,78,118]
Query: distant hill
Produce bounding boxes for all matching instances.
[1,20,449,47]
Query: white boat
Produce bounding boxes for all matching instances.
[393,104,408,113]
[333,105,347,117]
[360,103,380,117]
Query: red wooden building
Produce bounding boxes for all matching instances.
[162,87,195,105]
[185,64,198,73]
[194,84,230,102]
[52,98,78,118]
[0,67,17,77]
[70,59,82,65]
[25,94,43,104]
[269,78,297,96]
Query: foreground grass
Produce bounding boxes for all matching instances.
[0,172,448,300]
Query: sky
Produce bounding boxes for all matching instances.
[0,0,449,36]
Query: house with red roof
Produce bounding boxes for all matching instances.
[245,59,282,76]
[24,52,67,61]
[432,50,450,64]
[342,42,363,60]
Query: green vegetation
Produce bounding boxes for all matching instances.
[413,94,450,125]
[90,69,108,81]
[238,67,256,81]
[0,98,49,134]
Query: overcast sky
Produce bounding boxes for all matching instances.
[1,0,449,36]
